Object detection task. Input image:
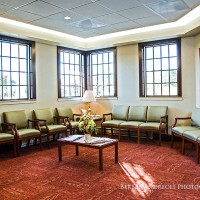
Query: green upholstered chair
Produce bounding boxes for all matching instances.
[3,110,42,156]
[171,109,200,163]
[0,122,16,157]
[138,106,168,146]
[33,108,68,148]
[55,107,81,134]
[119,106,147,142]
[101,105,130,140]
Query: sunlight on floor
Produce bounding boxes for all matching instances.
[119,162,155,198]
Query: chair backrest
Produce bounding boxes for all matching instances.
[112,105,129,120]
[56,107,73,120]
[33,108,53,124]
[128,106,147,122]
[191,108,200,127]
[147,106,168,122]
[3,110,27,129]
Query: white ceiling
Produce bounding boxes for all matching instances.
[0,0,200,39]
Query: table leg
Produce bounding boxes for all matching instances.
[115,142,118,163]
[76,145,79,156]
[58,141,62,161]
[99,148,103,170]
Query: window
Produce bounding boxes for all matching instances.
[139,38,181,97]
[87,48,117,97]
[58,47,84,98]
[0,36,35,101]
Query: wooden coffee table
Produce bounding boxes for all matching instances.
[58,135,118,170]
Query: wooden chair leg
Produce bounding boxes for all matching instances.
[111,128,113,136]
[39,136,42,151]
[47,135,50,149]
[27,138,30,147]
[13,140,17,157]
[17,139,20,156]
[182,138,185,155]
[138,128,140,144]
[118,129,121,141]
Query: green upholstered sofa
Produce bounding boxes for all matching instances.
[102,105,168,145]
[171,108,200,163]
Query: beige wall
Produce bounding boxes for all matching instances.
[0,36,198,131]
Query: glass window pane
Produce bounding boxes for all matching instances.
[92,54,97,64]
[98,75,103,85]
[19,45,27,58]
[60,63,64,74]
[154,59,161,70]
[170,70,177,82]
[162,58,169,70]
[92,75,97,85]
[12,86,19,99]
[154,71,161,83]
[146,59,153,71]
[65,75,69,85]
[61,75,65,85]
[92,65,97,75]
[75,65,80,75]
[2,72,11,85]
[2,57,10,71]
[169,57,177,69]
[98,65,103,74]
[104,53,108,63]
[109,63,113,74]
[110,86,114,96]
[154,84,161,95]
[11,58,19,71]
[146,72,153,83]
[75,76,80,85]
[104,75,109,86]
[104,64,109,74]
[162,71,169,83]
[146,84,153,96]
[11,72,19,85]
[20,73,27,85]
[162,83,169,95]
[20,86,28,98]
[70,54,74,64]
[60,52,64,63]
[64,52,69,63]
[161,45,168,57]
[170,83,177,95]
[75,54,79,64]
[3,85,11,99]
[98,53,102,64]
[109,52,113,63]
[20,59,27,72]
[65,64,70,74]
[104,86,109,96]
[154,46,160,58]
[2,42,10,56]
[70,65,74,74]
[11,43,18,57]
[146,47,153,59]
[169,44,177,57]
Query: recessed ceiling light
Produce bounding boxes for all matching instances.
[64,16,71,20]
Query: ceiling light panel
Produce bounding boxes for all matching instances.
[18,0,65,17]
[97,0,141,11]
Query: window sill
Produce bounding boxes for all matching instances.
[139,97,183,101]
[0,100,36,105]
[57,97,82,101]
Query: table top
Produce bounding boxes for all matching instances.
[58,135,118,147]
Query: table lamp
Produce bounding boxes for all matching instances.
[82,90,96,114]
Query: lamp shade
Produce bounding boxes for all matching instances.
[82,90,96,102]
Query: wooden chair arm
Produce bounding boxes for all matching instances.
[28,119,40,130]
[73,114,81,121]
[1,123,16,134]
[54,116,68,125]
[172,117,191,127]
[103,113,112,120]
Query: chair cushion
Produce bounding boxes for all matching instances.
[102,120,125,127]
[40,125,67,133]
[0,133,14,142]
[172,126,198,136]
[17,129,40,138]
[139,122,166,130]
[112,105,129,120]
[147,106,168,122]
[33,108,54,124]
[183,130,200,141]
[120,121,144,128]
[56,107,73,120]
[70,121,79,128]
[3,110,27,129]
[128,106,147,122]
[191,108,200,127]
